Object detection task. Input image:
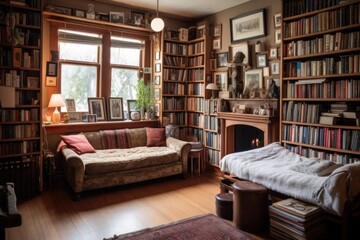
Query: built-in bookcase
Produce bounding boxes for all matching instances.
[281,0,360,164]
[0,0,42,199]
[159,33,211,141]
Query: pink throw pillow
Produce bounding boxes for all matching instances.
[60,134,96,155]
[146,128,166,147]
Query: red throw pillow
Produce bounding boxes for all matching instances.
[60,134,96,155]
[146,128,166,147]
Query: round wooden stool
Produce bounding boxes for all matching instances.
[215,192,233,221]
[233,181,268,233]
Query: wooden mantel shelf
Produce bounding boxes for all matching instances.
[217,112,277,124]
[43,11,153,33]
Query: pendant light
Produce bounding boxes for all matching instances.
[151,0,164,32]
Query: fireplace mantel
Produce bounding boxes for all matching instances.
[217,112,279,157]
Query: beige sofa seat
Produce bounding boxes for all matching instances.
[83,147,179,175]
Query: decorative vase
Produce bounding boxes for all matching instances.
[130,111,140,121]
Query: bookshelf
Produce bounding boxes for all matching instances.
[0,0,42,199]
[159,31,211,141]
[281,0,360,164]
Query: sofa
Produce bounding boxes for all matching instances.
[59,127,192,198]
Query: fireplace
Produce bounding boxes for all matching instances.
[217,112,278,157]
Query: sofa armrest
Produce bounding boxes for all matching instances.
[62,147,86,193]
[166,137,192,174]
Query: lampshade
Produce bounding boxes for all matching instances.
[48,94,65,124]
[151,0,164,32]
[206,83,219,90]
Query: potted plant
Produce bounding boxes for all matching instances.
[135,78,155,120]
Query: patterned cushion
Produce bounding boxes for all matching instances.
[146,128,166,146]
[83,146,179,175]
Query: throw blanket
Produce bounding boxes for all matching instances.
[220,142,360,216]
[100,129,132,149]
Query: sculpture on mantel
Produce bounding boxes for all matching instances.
[228,51,250,98]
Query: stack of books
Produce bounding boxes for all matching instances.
[269,198,325,240]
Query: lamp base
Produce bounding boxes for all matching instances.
[52,107,61,124]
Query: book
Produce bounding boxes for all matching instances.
[272,198,322,219]
[342,111,360,119]
[319,116,340,125]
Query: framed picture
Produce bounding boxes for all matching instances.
[275,28,281,45]
[230,9,266,43]
[84,114,97,123]
[110,12,124,24]
[269,47,278,59]
[45,77,56,87]
[27,77,39,88]
[216,52,228,68]
[214,24,222,37]
[107,97,124,121]
[256,53,267,68]
[213,38,221,50]
[74,9,86,18]
[155,63,161,72]
[65,99,76,112]
[214,72,228,91]
[229,42,249,64]
[263,67,270,77]
[244,69,263,98]
[155,75,161,85]
[210,59,216,71]
[127,99,140,120]
[271,61,280,75]
[88,97,106,121]
[53,5,72,16]
[68,112,83,122]
[274,13,281,27]
[46,62,57,76]
[131,11,145,26]
[155,51,160,60]
[154,88,160,100]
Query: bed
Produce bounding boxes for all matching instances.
[219,142,360,217]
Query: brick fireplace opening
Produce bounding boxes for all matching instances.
[234,125,264,152]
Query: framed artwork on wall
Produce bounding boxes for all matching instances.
[216,52,228,68]
[213,38,221,50]
[256,53,267,68]
[229,42,249,64]
[230,9,266,43]
[214,24,222,37]
[110,12,124,24]
[274,13,281,27]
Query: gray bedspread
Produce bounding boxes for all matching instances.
[219,142,360,216]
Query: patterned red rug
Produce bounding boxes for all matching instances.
[104,213,253,240]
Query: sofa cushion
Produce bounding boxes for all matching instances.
[82,146,179,175]
[146,128,166,146]
[129,128,147,147]
[61,134,96,155]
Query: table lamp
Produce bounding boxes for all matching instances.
[48,94,65,124]
[206,83,219,99]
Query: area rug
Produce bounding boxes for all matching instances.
[104,213,253,240]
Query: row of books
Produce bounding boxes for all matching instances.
[283,101,321,123]
[188,41,205,55]
[162,112,186,126]
[284,31,360,57]
[284,54,360,77]
[0,108,39,122]
[0,140,39,155]
[15,90,39,105]
[206,148,221,165]
[204,115,218,131]
[187,83,204,95]
[284,143,360,164]
[1,70,39,88]
[0,27,40,47]
[269,198,325,240]
[164,25,206,41]
[186,127,203,142]
[283,124,360,151]
[163,55,186,67]
[12,48,40,69]
[0,123,39,139]
[164,42,187,55]
[286,79,360,99]
[163,69,187,82]
[0,156,39,200]
[162,82,185,95]
[188,69,204,81]
[162,97,185,110]
[205,131,221,149]
[283,0,342,18]
[187,55,204,67]
[204,99,221,115]
[187,112,204,128]
[10,11,41,27]
[284,4,359,38]
[187,97,203,112]
[6,0,41,9]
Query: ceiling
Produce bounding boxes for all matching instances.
[98,0,251,19]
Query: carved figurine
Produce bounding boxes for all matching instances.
[228,51,250,98]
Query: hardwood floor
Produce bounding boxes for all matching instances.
[6,173,268,240]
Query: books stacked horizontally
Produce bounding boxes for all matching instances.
[269,198,325,240]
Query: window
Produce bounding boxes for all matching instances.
[110,36,144,115]
[59,29,101,111]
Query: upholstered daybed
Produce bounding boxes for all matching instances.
[220,142,360,217]
[59,127,191,198]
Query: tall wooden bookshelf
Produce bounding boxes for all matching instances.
[281,0,360,164]
[159,32,211,141]
[0,0,42,199]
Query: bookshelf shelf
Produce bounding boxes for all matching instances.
[281,0,360,164]
[0,0,42,199]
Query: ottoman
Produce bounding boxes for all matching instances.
[215,192,233,220]
[233,181,268,233]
